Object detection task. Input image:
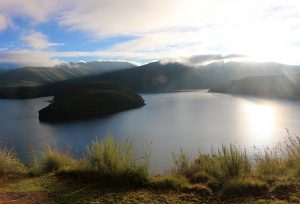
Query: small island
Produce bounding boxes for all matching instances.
[39,82,145,122]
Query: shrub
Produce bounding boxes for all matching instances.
[0,148,26,175]
[221,178,268,199]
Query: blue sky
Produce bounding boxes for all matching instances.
[1,0,300,67]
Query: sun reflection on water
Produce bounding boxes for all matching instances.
[241,101,277,145]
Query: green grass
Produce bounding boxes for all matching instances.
[87,136,148,178]
[172,145,251,188]
[0,148,26,176]
[40,148,78,173]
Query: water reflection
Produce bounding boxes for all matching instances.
[242,102,276,145]
[0,91,300,172]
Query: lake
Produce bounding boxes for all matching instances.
[0,90,300,173]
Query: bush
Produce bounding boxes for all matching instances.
[87,135,149,184]
[221,178,268,198]
[0,148,26,175]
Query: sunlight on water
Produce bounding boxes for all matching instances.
[241,101,277,145]
[1,91,300,171]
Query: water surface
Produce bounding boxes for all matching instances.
[0,90,299,172]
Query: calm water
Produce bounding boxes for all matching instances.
[0,90,300,172]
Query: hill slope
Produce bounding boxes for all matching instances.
[210,74,300,100]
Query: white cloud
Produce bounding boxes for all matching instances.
[57,0,300,64]
[0,0,63,24]
[21,31,63,50]
[1,0,300,65]
[0,15,8,31]
[0,50,63,67]
[21,32,49,50]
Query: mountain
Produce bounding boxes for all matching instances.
[0,68,5,74]
[209,74,300,100]
[39,81,145,122]
[1,60,300,98]
[85,62,209,92]
[82,61,300,93]
[0,61,136,87]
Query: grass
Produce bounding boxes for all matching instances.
[40,148,78,173]
[220,178,268,198]
[1,135,300,203]
[172,145,251,188]
[0,148,26,176]
[86,136,148,184]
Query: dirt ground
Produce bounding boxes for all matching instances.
[0,192,52,204]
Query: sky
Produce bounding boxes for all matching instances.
[0,0,300,67]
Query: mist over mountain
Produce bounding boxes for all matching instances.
[86,60,300,93]
[0,61,136,87]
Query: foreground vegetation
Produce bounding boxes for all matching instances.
[1,135,300,203]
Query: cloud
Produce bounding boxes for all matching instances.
[1,0,300,65]
[160,54,246,67]
[0,31,65,67]
[0,15,8,31]
[21,32,51,50]
[0,50,63,67]
[59,0,182,37]
[0,0,63,24]
[21,31,63,50]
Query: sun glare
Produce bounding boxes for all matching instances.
[242,102,276,144]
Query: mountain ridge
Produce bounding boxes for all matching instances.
[0,61,136,87]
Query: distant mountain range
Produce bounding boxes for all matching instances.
[86,61,300,93]
[1,59,300,100]
[0,61,136,87]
